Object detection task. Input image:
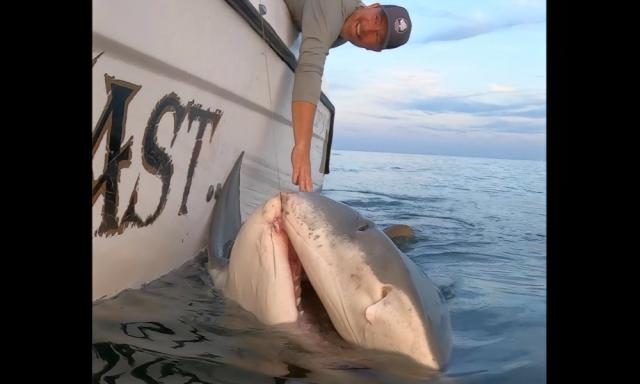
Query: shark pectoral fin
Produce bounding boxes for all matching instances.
[365,285,397,325]
[364,285,429,363]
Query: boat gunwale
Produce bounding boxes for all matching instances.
[224,0,335,174]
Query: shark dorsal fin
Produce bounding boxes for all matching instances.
[208,151,244,273]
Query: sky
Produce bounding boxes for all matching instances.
[322,0,546,160]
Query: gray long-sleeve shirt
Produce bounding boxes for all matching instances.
[284,0,364,105]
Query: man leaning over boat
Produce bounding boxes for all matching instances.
[283,0,412,191]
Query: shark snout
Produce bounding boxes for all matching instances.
[280,192,291,205]
[280,192,295,217]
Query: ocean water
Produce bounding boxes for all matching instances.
[93,150,546,383]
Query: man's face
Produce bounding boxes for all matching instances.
[342,4,388,51]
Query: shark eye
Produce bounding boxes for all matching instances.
[358,222,369,231]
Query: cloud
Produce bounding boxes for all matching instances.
[420,8,468,21]
[329,70,545,138]
[489,84,516,93]
[337,102,545,137]
[420,16,545,44]
[332,125,546,161]
[326,68,546,160]
[407,93,546,122]
[511,0,546,8]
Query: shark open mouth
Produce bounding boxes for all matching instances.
[287,236,305,314]
[271,213,333,327]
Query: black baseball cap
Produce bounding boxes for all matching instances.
[380,5,412,50]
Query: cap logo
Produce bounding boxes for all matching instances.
[394,17,408,33]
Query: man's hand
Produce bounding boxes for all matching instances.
[291,145,312,192]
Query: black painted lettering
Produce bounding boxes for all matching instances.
[120,176,144,229]
[178,106,223,215]
[92,75,141,236]
[136,93,187,225]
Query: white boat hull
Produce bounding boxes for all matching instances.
[92,0,335,300]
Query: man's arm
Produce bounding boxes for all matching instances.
[291,100,316,192]
[288,1,334,192]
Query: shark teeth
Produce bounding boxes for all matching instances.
[288,235,305,313]
[294,277,302,310]
[272,216,282,233]
[282,212,305,315]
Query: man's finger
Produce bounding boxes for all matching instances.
[303,173,312,192]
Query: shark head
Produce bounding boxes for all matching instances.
[207,154,451,369]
